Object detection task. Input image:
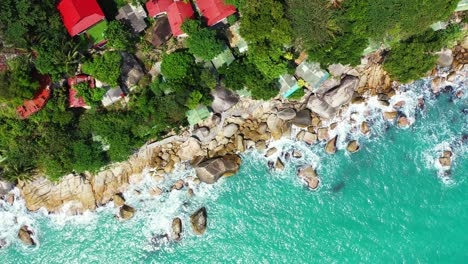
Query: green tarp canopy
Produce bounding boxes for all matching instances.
[186,105,211,126]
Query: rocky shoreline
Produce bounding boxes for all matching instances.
[1,41,466,245]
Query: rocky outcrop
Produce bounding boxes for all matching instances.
[190,207,207,235]
[171,217,183,241]
[19,174,96,214]
[18,226,35,246]
[194,155,241,184]
[119,204,136,219]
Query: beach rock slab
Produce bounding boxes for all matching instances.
[190,207,207,235]
[195,155,241,184]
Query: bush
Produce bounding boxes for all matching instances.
[182,20,225,60]
[104,20,133,50]
[82,52,122,87]
[160,51,196,80]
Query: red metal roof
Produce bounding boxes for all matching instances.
[16,75,52,119]
[67,75,95,108]
[146,0,174,17]
[57,0,105,36]
[196,0,236,26]
[167,2,195,36]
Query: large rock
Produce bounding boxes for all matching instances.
[190,207,207,235]
[437,49,453,67]
[193,127,211,142]
[119,204,136,219]
[222,123,239,138]
[323,76,359,108]
[297,166,319,190]
[439,157,451,167]
[18,226,35,246]
[275,158,285,171]
[171,217,183,241]
[0,180,13,197]
[361,121,370,135]
[293,109,312,127]
[277,108,296,121]
[211,87,239,113]
[177,137,203,161]
[307,76,358,119]
[302,132,317,145]
[194,155,242,184]
[347,141,360,153]
[383,111,398,120]
[325,136,338,154]
[317,127,329,141]
[307,95,338,119]
[397,116,411,128]
[113,193,125,207]
[267,114,285,140]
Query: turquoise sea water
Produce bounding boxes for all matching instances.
[1,78,467,263]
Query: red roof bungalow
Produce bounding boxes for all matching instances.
[167,2,195,36]
[146,1,194,37]
[16,75,52,119]
[57,0,106,36]
[196,0,236,26]
[68,75,95,108]
[146,0,174,17]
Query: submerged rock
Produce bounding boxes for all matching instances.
[190,207,207,235]
[119,204,136,220]
[439,157,451,167]
[195,155,242,184]
[325,136,338,154]
[18,226,35,246]
[171,217,183,241]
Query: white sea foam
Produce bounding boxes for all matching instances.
[0,188,39,249]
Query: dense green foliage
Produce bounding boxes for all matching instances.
[305,0,459,66]
[182,20,225,60]
[384,25,462,83]
[160,51,196,80]
[82,52,122,87]
[222,59,277,100]
[0,56,38,105]
[104,21,133,50]
[286,0,332,50]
